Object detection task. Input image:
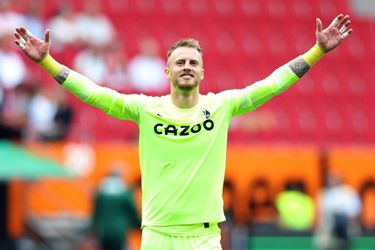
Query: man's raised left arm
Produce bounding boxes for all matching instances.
[229,14,352,116]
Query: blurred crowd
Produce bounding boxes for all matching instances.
[5,167,367,250]
[1,0,374,250]
[0,0,168,142]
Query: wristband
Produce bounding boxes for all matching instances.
[302,44,325,66]
[38,54,63,77]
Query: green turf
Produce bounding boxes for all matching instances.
[248,236,375,250]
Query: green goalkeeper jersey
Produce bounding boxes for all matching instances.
[61,60,300,227]
[135,91,252,226]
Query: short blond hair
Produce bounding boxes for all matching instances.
[167,38,202,59]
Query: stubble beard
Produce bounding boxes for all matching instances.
[174,78,199,92]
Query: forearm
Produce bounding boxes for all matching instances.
[39,55,96,100]
[248,44,325,108]
[38,55,121,114]
[289,43,325,78]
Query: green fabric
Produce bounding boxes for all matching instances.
[276,191,315,230]
[92,183,139,244]
[145,222,221,236]
[218,64,299,115]
[63,71,145,121]
[141,227,221,250]
[138,94,230,227]
[61,62,300,230]
[0,141,70,179]
[249,236,375,250]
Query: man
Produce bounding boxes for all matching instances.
[14,14,352,249]
[92,168,140,250]
[314,170,362,250]
[275,181,315,231]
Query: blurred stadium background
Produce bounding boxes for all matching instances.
[0,0,375,249]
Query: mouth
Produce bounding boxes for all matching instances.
[180,73,194,79]
[180,71,194,77]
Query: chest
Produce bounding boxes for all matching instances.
[140,103,229,139]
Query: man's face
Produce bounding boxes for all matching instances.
[165,47,204,92]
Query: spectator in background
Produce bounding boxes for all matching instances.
[76,0,115,47]
[21,0,45,40]
[75,41,129,90]
[275,181,315,232]
[48,3,80,50]
[27,87,73,141]
[248,179,276,224]
[0,29,26,140]
[0,0,25,93]
[104,41,128,91]
[221,180,235,250]
[0,0,24,38]
[27,87,58,140]
[128,37,168,93]
[72,0,117,85]
[50,90,73,140]
[92,168,140,250]
[0,34,26,91]
[0,82,34,140]
[314,170,362,250]
[74,44,108,84]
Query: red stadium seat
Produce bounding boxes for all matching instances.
[186,0,212,17]
[160,0,183,16]
[239,0,266,20]
[213,0,237,18]
[264,0,288,19]
[288,0,314,20]
[26,0,375,144]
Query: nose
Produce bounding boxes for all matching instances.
[183,63,192,71]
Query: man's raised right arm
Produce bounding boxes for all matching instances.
[14,27,142,121]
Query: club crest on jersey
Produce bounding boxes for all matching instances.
[202,109,210,119]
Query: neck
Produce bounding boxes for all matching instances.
[170,87,199,109]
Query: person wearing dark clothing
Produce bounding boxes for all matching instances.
[92,169,140,250]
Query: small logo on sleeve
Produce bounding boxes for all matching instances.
[202,109,211,119]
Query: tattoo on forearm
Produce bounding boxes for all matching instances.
[54,67,71,85]
[289,58,311,78]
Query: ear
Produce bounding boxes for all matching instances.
[164,67,170,80]
[201,67,204,80]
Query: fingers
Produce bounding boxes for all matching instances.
[337,15,351,40]
[23,28,34,39]
[15,27,31,42]
[316,18,323,33]
[44,29,50,43]
[329,14,350,32]
[327,14,352,40]
[328,14,343,28]
[14,32,26,50]
[14,27,28,51]
[337,15,350,30]
[341,29,353,40]
[339,20,351,34]
[14,40,25,50]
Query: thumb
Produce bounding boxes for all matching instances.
[44,29,50,43]
[316,18,323,33]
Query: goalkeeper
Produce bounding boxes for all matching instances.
[15,14,352,250]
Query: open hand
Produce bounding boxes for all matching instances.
[14,27,50,62]
[316,14,352,53]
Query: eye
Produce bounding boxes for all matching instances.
[190,60,198,66]
[176,60,184,65]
